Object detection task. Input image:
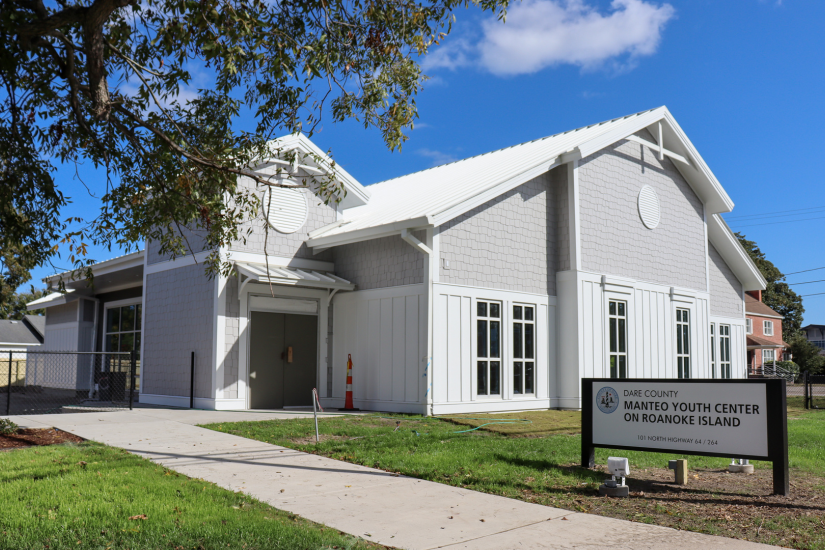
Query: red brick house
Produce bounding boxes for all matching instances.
[745,290,789,374]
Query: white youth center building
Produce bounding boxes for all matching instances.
[29,107,766,414]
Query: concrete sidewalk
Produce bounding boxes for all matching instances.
[4,409,776,550]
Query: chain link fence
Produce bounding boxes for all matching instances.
[1,351,138,415]
[804,372,825,410]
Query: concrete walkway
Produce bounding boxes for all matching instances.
[5,409,776,550]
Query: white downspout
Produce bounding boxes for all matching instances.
[400,228,435,416]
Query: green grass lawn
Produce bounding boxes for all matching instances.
[0,441,382,550]
[204,397,825,550]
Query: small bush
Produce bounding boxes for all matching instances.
[0,418,19,435]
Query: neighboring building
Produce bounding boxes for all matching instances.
[744,290,789,374]
[28,107,766,414]
[801,324,825,352]
[0,315,45,353]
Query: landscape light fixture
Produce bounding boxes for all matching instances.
[598,457,630,497]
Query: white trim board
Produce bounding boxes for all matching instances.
[225,250,334,272]
[145,250,212,274]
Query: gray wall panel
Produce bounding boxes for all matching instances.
[332,233,424,290]
[222,274,240,399]
[142,264,215,398]
[578,131,707,291]
[708,242,744,318]
[438,172,556,295]
[554,165,570,272]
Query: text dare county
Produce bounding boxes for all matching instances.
[621,393,761,427]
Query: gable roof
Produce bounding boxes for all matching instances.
[745,293,784,319]
[307,106,735,249]
[24,315,45,339]
[0,317,44,346]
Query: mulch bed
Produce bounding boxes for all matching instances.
[0,428,84,450]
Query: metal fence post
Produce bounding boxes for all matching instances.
[804,370,810,410]
[129,350,137,411]
[190,351,195,409]
[6,351,11,415]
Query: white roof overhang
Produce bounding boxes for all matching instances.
[708,214,766,292]
[43,250,145,290]
[255,133,370,210]
[27,290,80,309]
[307,107,736,250]
[234,262,355,293]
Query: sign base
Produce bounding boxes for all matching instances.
[598,484,629,497]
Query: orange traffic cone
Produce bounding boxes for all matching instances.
[342,354,359,411]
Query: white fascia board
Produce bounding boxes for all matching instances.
[306,215,432,249]
[577,107,735,216]
[708,214,766,291]
[26,291,79,309]
[429,156,562,227]
[43,250,145,285]
[265,133,370,207]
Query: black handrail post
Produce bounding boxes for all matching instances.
[190,351,195,409]
[6,351,12,415]
[129,350,137,410]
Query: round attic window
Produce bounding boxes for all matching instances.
[637,185,660,230]
[263,184,308,234]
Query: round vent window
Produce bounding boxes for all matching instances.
[263,184,308,234]
[637,185,660,230]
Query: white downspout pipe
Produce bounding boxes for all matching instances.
[401,228,435,416]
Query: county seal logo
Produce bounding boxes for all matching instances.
[596,386,619,414]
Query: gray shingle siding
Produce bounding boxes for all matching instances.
[578,131,707,291]
[331,233,424,290]
[438,172,556,296]
[708,242,743,318]
[147,226,210,265]
[229,177,336,261]
[142,264,215,398]
[222,274,240,399]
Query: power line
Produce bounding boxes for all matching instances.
[728,215,825,228]
[786,266,825,276]
[726,204,825,220]
[724,208,825,223]
[801,292,825,297]
[787,278,825,285]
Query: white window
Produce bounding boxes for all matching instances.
[512,305,535,395]
[676,308,690,379]
[710,323,716,379]
[746,318,752,335]
[720,325,731,379]
[608,300,628,379]
[476,301,501,397]
[763,320,774,336]
[762,348,776,366]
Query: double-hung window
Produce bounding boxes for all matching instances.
[746,318,753,335]
[608,300,627,379]
[710,324,716,379]
[763,320,774,336]
[477,301,501,396]
[676,308,690,378]
[762,348,776,367]
[719,325,731,379]
[513,305,535,395]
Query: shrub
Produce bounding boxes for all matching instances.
[0,418,19,435]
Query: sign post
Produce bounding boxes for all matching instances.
[581,378,789,496]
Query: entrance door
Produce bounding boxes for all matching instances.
[249,311,318,409]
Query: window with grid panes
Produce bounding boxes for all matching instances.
[608,300,627,379]
[710,323,716,379]
[720,324,731,378]
[106,304,142,358]
[513,305,535,394]
[676,308,690,378]
[476,301,501,396]
[763,320,774,336]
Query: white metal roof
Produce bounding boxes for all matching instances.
[707,214,766,292]
[234,261,355,292]
[307,106,734,249]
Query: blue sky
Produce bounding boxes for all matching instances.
[32,0,825,324]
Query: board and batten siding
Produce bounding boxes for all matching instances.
[708,242,745,319]
[438,172,557,296]
[328,284,426,413]
[432,283,554,414]
[577,131,707,292]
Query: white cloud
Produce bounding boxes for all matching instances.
[417,148,458,166]
[424,0,675,77]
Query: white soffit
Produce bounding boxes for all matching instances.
[707,214,766,291]
[26,291,79,309]
[308,106,734,249]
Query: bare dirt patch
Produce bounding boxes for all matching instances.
[0,428,84,450]
[289,434,350,445]
[525,466,825,549]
